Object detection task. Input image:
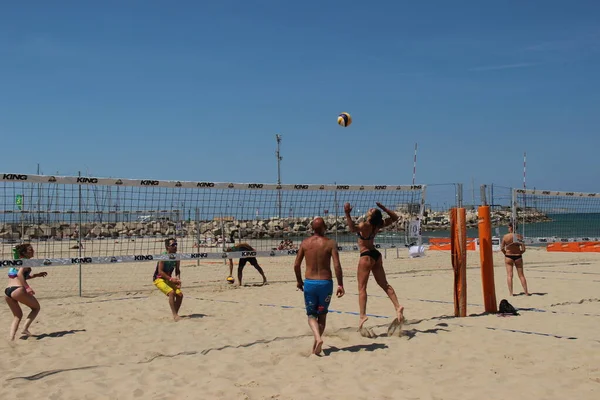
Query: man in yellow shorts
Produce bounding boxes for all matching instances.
[153,238,183,321]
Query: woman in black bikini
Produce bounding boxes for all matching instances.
[4,243,48,340]
[501,223,530,296]
[344,202,404,337]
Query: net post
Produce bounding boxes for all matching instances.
[480,185,487,207]
[334,183,339,245]
[19,196,25,244]
[418,185,427,247]
[195,207,201,266]
[78,171,83,297]
[478,186,497,313]
[456,183,463,208]
[220,211,226,265]
[276,134,283,218]
[511,188,518,232]
[451,207,467,317]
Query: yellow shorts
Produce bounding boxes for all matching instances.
[154,278,182,296]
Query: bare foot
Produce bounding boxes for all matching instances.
[173,315,181,322]
[396,306,405,324]
[358,316,374,338]
[21,329,32,337]
[359,316,369,330]
[313,339,324,355]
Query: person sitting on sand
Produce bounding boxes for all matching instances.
[501,223,530,296]
[277,239,296,250]
[152,238,183,321]
[4,243,48,340]
[344,202,405,338]
[294,217,344,355]
[226,242,267,286]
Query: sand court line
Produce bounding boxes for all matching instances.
[193,296,595,341]
[48,289,600,319]
[5,333,324,382]
[343,291,600,318]
[343,292,483,307]
[192,296,391,319]
[7,366,103,382]
[449,323,579,340]
[7,319,588,384]
[529,270,600,276]
[7,299,594,383]
[525,275,600,283]
[518,307,600,317]
[55,295,149,306]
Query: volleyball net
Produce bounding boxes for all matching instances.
[0,173,426,268]
[512,188,600,245]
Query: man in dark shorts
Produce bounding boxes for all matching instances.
[226,242,267,286]
[294,217,344,356]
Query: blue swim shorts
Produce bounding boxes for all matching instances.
[303,279,333,317]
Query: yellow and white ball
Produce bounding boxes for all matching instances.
[226,276,235,284]
[337,112,352,127]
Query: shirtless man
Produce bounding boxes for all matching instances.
[501,223,530,296]
[294,217,344,356]
[345,202,404,338]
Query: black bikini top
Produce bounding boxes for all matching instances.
[357,227,376,241]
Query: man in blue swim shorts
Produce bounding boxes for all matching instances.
[294,217,345,356]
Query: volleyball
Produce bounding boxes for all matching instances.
[337,112,352,127]
[226,276,235,284]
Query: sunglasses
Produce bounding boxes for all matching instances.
[169,243,178,247]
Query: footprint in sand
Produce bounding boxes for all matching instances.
[359,327,377,338]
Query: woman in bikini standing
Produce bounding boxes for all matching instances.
[344,202,404,337]
[501,223,530,296]
[4,243,47,340]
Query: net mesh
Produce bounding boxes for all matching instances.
[512,188,600,243]
[1,173,425,295]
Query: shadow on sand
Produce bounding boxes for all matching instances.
[20,329,86,341]
[323,343,388,355]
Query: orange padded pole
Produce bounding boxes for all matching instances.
[451,207,467,317]
[478,205,498,313]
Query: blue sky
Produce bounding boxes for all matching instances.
[1,1,599,194]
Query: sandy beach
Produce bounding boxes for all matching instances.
[1,247,599,399]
